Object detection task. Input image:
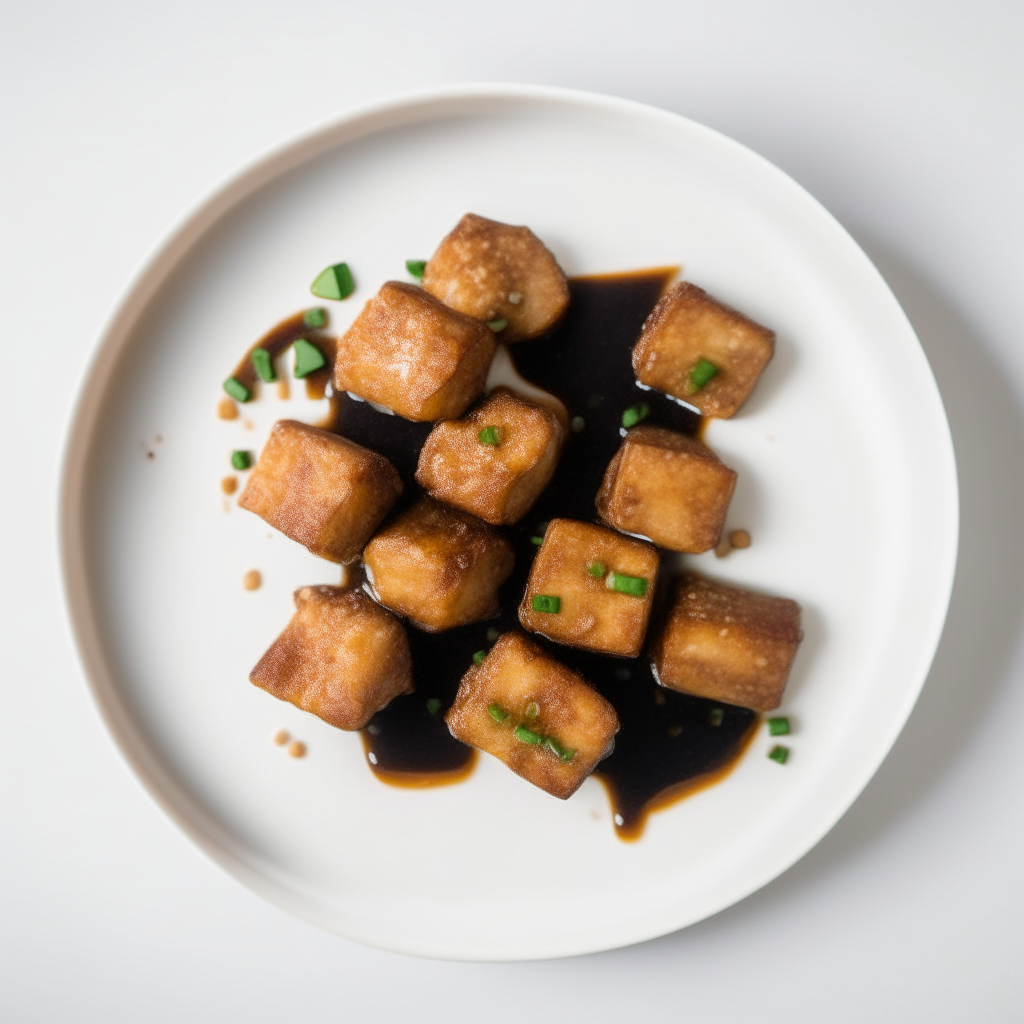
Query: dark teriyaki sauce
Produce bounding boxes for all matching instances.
[248,271,759,838]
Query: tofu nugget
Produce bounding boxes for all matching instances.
[334,280,495,421]
[446,633,619,799]
[250,585,413,731]
[422,213,570,342]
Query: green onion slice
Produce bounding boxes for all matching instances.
[488,703,509,722]
[768,744,790,764]
[586,561,606,578]
[531,594,561,614]
[477,425,501,446]
[708,708,725,726]
[768,716,790,736]
[530,536,545,546]
[293,338,326,378]
[303,307,327,329]
[310,262,355,300]
[222,377,251,403]
[405,259,427,279]
[525,702,539,719]
[486,318,508,332]
[514,725,542,745]
[472,650,487,665]
[621,402,650,428]
[543,737,575,762]
[251,347,276,383]
[230,450,251,471]
[689,358,719,392]
[606,571,648,597]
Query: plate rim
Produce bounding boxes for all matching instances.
[58,82,960,960]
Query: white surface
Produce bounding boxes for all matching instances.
[60,86,956,959]
[1,0,1021,1017]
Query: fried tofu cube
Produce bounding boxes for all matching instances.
[422,213,570,342]
[250,585,413,730]
[238,419,402,563]
[519,519,659,657]
[446,633,619,799]
[362,497,515,632]
[652,574,803,712]
[333,280,496,421]
[596,425,737,553]
[632,282,775,418]
[415,386,566,525]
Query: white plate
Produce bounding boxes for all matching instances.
[60,84,958,960]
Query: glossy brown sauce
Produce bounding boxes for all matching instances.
[238,271,758,839]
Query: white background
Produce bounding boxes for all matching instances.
[2,1,1021,1020]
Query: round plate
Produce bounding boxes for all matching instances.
[60,84,958,960]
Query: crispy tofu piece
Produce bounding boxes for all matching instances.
[652,574,803,712]
[250,585,413,730]
[422,213,570,342]
[632,282,775,418]
[519,519,659,658]
[415,386,566,525]
[446,632,619,799]
[362,497,515,632]
[238,419,402,563]
[333,280,496,421]
[596,425,737,553]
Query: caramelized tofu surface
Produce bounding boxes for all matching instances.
[596,425,737,553]
[250,585,413,730]
[632,282,775,418]
[238,419,402,563]
[415,386,566,525]
[519,519,659,657]
[362,497,515,632]
[653,574,803,712]
[422,213,570,342]
[333,280,495,421]
[446,633,619,799]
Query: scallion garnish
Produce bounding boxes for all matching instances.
[293,338,326,378]
[530,536,545,546]
[586,561,606,578]
[303,307,327,329]
[230,450,252,470]
[543,737,575,762]
[768,744,790,764]
[531,594,561,614]
[310,262,355,300]
[606,571,648,597]
[621,402,650,428]
[689,358,719,392]
[472,650,487,665]
[486,318,508,332]
[426,698,441,715]
[768,716,790,736]
[525,702,539,719]
[488,703,509,722]
[251,347,276,383]
[514,725,542,745]
[223,377,251,403]
[405,259,427,279]
[477,425,501,446]
[708,708,725,726]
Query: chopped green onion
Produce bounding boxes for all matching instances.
[525,702,539,719]
[689,358,719,392]
[477,425,501,446]
[251,347,276,383]
[293,338,326,378]
[514,725,542,745]
[405,259,427,279]
[768,716,790,736]
[708,708,725,726]
[530,536,545,546]
[486,318,508,332]
[543,737,575,762]
[531,594,561,614]
[472,650,487,665]
[606,571,648,597]
[488,703,509,722]
[310,262,355,300]
[223,377,251,403]
[303,307,327,329]
[426,698,441,715]
[230,450,252,470]
[768,744,790,764]
[586,561,606,578]
[621,402,650,428]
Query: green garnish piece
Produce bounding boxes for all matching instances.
[488,703,509,722]
[708,708,725,726]
[486,318,508,332]
[768,744,790,764]
[586,561,606,578]
[531,594,561,614]
[303,307,327,329]
[530,536,545,546]
[525,702,539,718]
[426,698,441,715]
[514,725,542,745]
[472,650,487,665]
[543,737,575,762]
[251,347,276,383]
[768,716,790,736]
[230,450,252,470]
[606,571,648,597]
[621,402,650,428]
[477,425,501,446]
[507,291,523,305]
[310,262,355,300]
[405,259,427,279]
[293,338,326,378]
[689,358,719,392]
[223,377,251,403]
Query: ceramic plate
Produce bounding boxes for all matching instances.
[60,85,958,960]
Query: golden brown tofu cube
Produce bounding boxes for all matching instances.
[333,280,495,421]
[446,633,619,799]
[362,497,515,632]
[415,386,566,525]
[250,585,413,730]
[422,213,570,342]
[632,282,775,418]
[238,419,403,564]
[519,519,659,658]
[596,425,737,553]
[652,574,803,712]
